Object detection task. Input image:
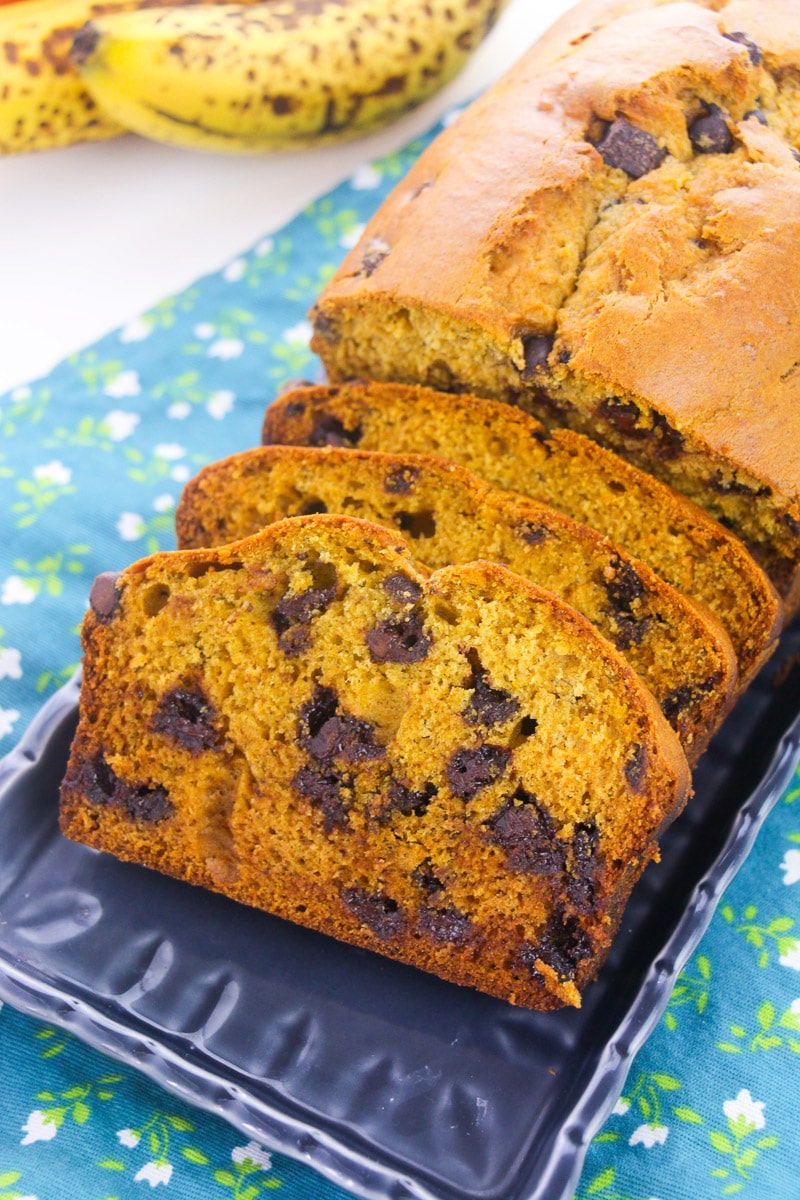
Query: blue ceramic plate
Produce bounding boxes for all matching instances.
[1,619,799,1200]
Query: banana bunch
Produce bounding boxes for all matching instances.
[0,0,259,153]
[69,0,508,154]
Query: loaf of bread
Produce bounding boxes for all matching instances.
[309,0,800,611]
[175,444,737,761]
[263,381,782,688]
[60,515,691,1010]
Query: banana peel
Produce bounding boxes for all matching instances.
[0,0,262,153]
[69,0,509,155]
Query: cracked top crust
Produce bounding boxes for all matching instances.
[311,0,800,503]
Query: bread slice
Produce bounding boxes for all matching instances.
[60,514,690,1010]
[175,444,738,762]
[263,381,781,689]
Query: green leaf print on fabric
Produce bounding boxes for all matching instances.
[0,1168,30,1200]
[664,953,711,1030]
[718,998,800,1054]
[12,464,77,530]
[707,1090,778,1194]
[21,1075,122,1144]
[1,384,52,436]
[720,903,800,969]
[32,1028,71,1059]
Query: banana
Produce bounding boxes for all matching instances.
[0,0,261,154]
[70,0,509,154]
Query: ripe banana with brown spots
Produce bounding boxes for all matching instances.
[69,0,509,154]
[0,0,261,154]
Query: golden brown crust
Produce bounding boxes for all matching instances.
[310,0,800,604]
[60,515,690,1011]
[262,381,781,688]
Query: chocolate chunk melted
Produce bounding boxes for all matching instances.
[566,821,601,912]
[447,744,511,800]
[418,905,473,946]
[383,464,420,495]
[366,611,432,663]
[722,30,762,65]
[462,652,520,727]
[661,673,721,723]
[66,752,173,823]
[603,556,650,650]
[596,118,666,178]
[520,334,553,379]
[487,787,564,876]
[292,764,351,832]
[308,413,362,448]
[361,238,391,276]
[151,686,223,754]
[89,571,123,623]
[341,887,404,940]
[383,572,423,605]
[272,565,337,656]
[384,778,437,818]
[516,912,593,982]
[299,685,385,764]
[689,104,734,154]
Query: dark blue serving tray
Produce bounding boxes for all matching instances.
[1,617,799,1200]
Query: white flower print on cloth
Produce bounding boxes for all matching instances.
[167,402,191,420]
[351,163,382,190]
[194,322,216,340]
[723,1089,766,1131]
[628,1124,669,1148]
[612,1098,630,1116]
[781,849,800,885]
[103,410,140,441]
[0,707,20,739]
[283,319,312,346]
[20,1110,58,1145]
[0,647,22,680]
[340,222,366,250]
[117,1127,141,1148]
[120,316,153,343]
[2,577,37,605]
[207,390,234,419]
[223,258,247,283]
[103,369,141,398]
[154,443,186,462]
[208,337,244,360]
[153,495,174,513]
[117,512,146,541]
[779,938,800,969]
[231,1140,272,1171]
[33,460,71,486]
[254,237,273,257]
[170,465,191,482]
[134,1161,173,1187]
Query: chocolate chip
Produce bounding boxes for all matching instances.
[446,744,511,800]
[596,118,666,178]
[308,413,362,448]
[784,512,800,539]
[487,788,565,875]
[518,521,549,546]
[361,237,391,276]
[384,778,437,818]
[708,472,769,497]
[292,764,351,832]
[312,311,339,342]
[521,334,553,379]
[64,753,174,823]
[723,30,762,65]
[650,412,685,460]
[689,104,734,154]
[744,108,768,125]
[597,397,649,439]
[366,611,432,663]
[625,744,648,791]
[89,571,123,623]
[566,821,600,912]
[341,887,404,940]
[298,498,328,516]
[412,860,444,896]
[534,912,593,981]
[418,905,473,945]
[150,686,223,754]
[383,464,420,495]
[382,573,423,605]
[271,570,337,656]
[661,673,721,723]
[298,685,385,764]
[462,652,520,727]
[604,556,645,612]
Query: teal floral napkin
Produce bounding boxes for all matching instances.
[1,118,800,1200]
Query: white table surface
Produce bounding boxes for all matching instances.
[0,0,574,397]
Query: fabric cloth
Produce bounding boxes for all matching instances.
[1,119,799,1200]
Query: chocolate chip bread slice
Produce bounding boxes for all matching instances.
[61,514,690,1010]
[175,445,737,762]
[263,381,781,689]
